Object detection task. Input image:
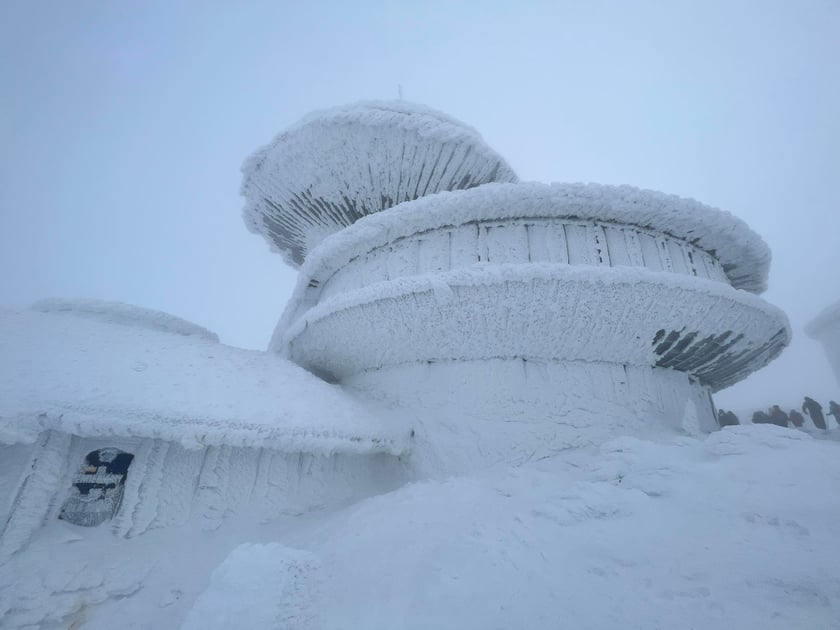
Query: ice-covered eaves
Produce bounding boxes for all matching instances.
[279,263,790,391]
[241,100,518,267]
[804,299,840,339]
[287,182,772,297]
[0,307,407,456]
[30,298,220,342]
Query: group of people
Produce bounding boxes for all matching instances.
[717,397,840,430]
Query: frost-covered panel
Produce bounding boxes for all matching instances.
[0,431,71,558]
[622,228,646,267]
[666,240,689,275]
[638,233,664,271]
[656,237,674,272]
[241,100,518,267]
[417,233,450,272]
[385,238,421,283]
[0,444,33,536]
[589,224,610,266]
[565,224,595,265]
[603,226,630,267]
[449,225,480,268]
[485,224,529,264]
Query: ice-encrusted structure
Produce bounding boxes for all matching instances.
[805,299,840,386]
[241,101,518,267]
[0,99,806,628]
[257,100,790,473]
[0,303,408,559]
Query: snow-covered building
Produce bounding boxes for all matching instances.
[0,300,408,560]
[806,299,840,386]
[1,100,790,572]
[244,100,790,473]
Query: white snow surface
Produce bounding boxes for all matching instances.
[4,425,839,629]
[30,298,220,341]
[241,100,518,267]
[0,307,406,456]
[286,182,772,297]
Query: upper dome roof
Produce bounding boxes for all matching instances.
[241,100,518,267]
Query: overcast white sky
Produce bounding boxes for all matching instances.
[1,0,838,413]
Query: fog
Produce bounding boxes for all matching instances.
[1,0,837,414]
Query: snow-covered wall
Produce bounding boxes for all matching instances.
[805,300,840,387]
[1,433,409,559]
[345,359,716,476]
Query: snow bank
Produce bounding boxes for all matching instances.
[287,181,772,296]
[181,544,317,630]
[0,308,407,456]
[177,425,840,630]
[241,100,518,267]
[31,298,219,341]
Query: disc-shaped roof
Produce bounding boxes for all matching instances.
[241,100,518,267]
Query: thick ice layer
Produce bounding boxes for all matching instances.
[0,308,407,456]
[281,264,790,391]
[241,101,518,267]
[31,298,219,342]
[283,182,772,299]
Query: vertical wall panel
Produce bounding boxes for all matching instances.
[604,226,630,267]
[638,233,664,271]
[450,224,480,267]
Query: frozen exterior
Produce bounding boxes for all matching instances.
[0,303,408,558]
[805,299,840,386]
[259,101,790,474]
[241,101,518,267]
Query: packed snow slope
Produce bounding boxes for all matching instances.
[3,425,838,629]
[0,303,406,455]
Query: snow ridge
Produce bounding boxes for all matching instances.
[31,298,219,342]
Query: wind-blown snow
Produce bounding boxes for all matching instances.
[30,298,220,342]
[5,425,837,629]
[0,307,407,456]
[240,100,518,267]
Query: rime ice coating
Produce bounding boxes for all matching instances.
[241,100,518,267]
[0,307,408,456]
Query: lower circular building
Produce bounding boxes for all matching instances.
[244,102,790,474]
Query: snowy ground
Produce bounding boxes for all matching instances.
[2,424,839,629]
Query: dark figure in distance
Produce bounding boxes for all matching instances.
[788,409,805,428]
[769,405,789,428]
[752,410,771,424]
[802,397,827,430]
[717,409,740,427]
[828,401,840,428]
